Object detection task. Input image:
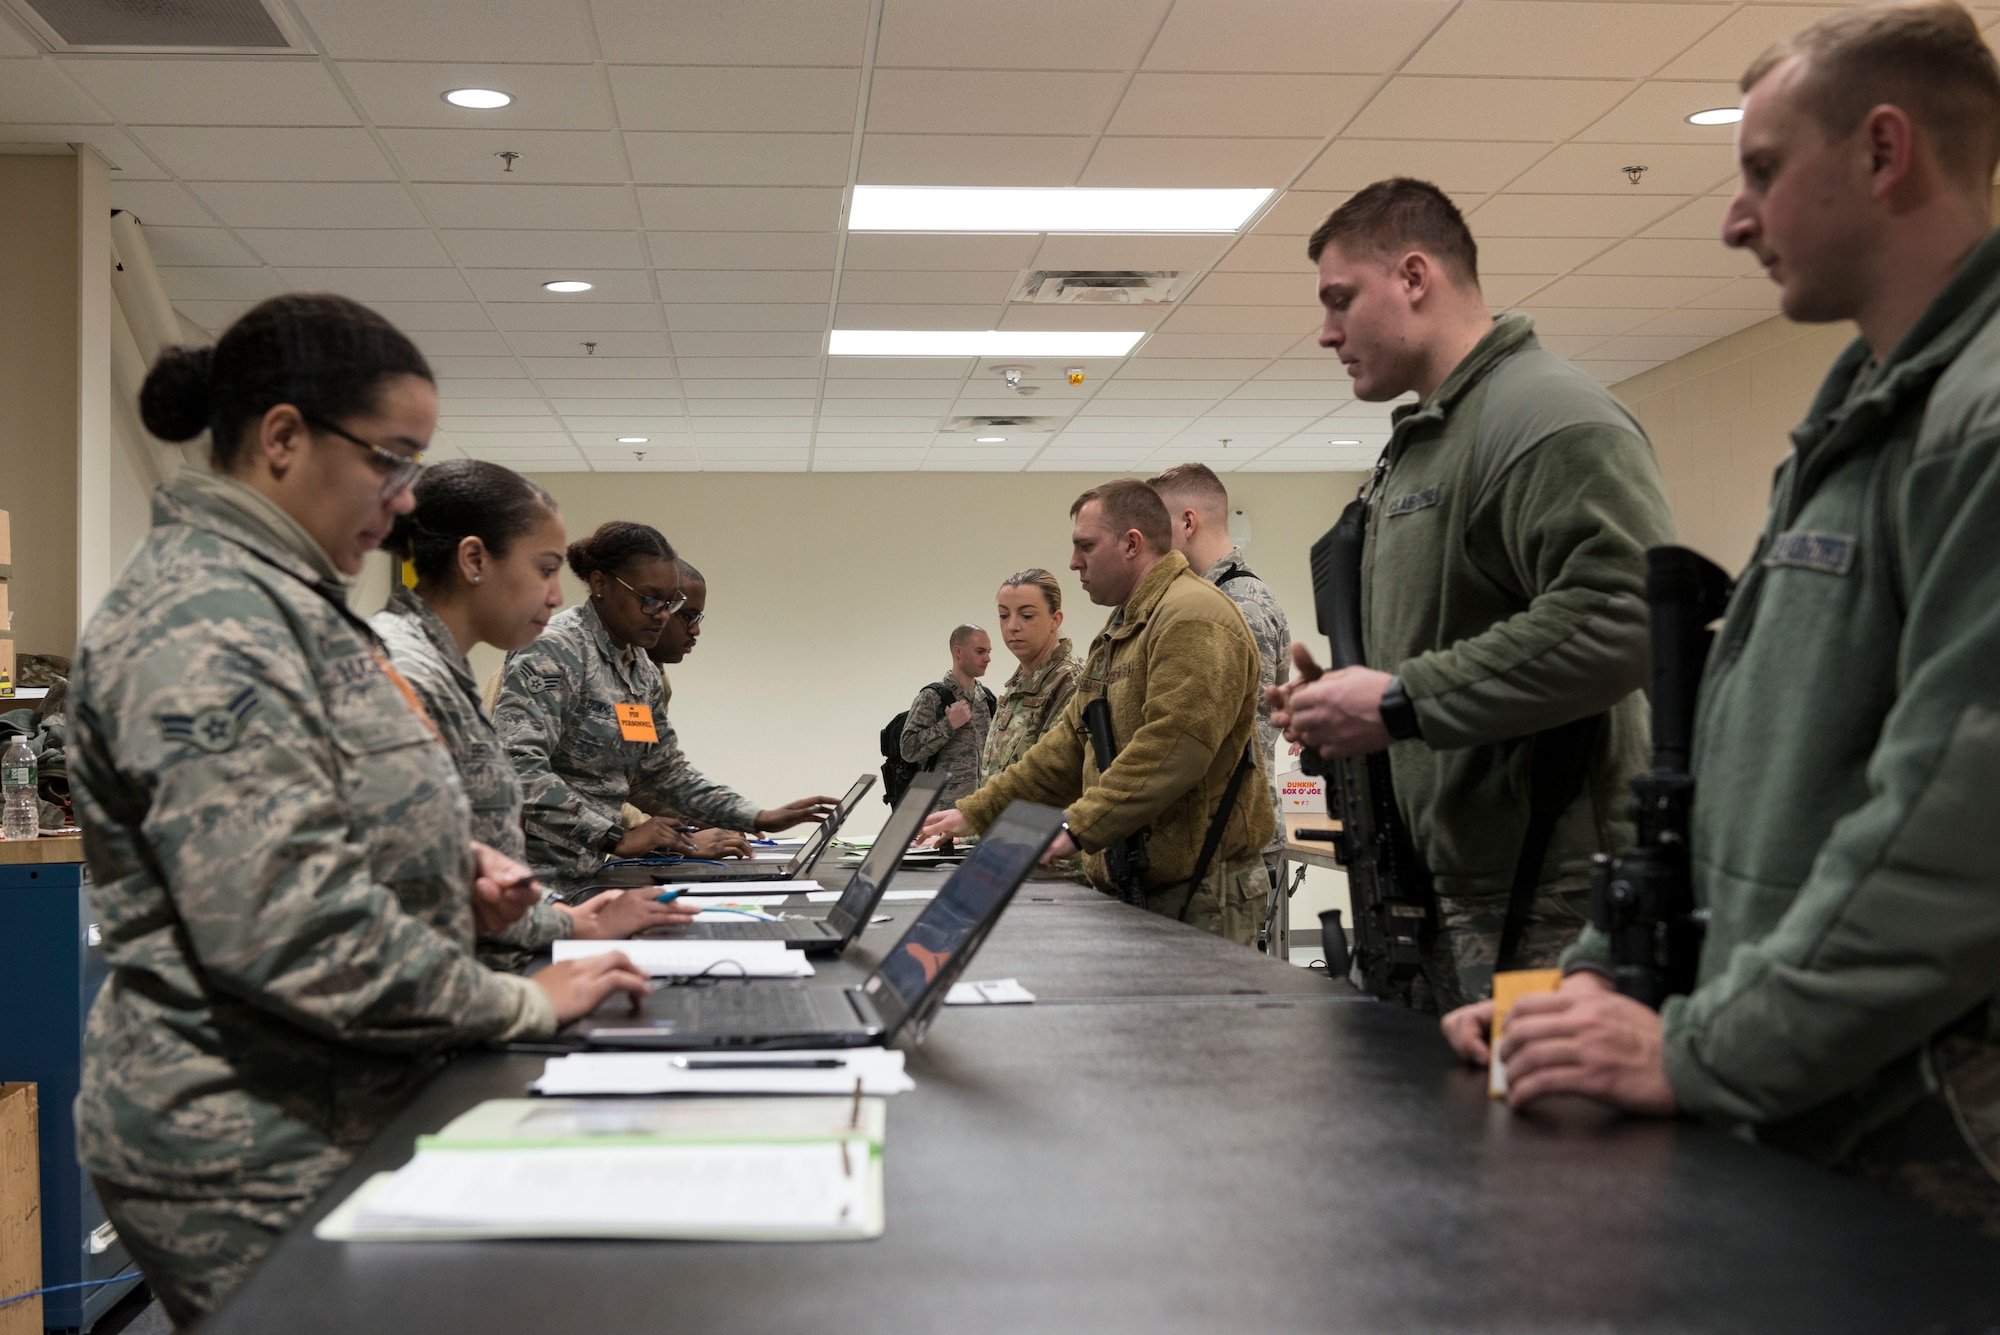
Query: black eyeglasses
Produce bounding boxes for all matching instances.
[614,575,687,618]
[310,419,425,499]
[675,605,705,629]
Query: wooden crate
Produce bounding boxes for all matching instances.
[0,1083,41,1333]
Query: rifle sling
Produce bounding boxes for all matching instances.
[1495,713,1603,972]
[1177,741,1258,923]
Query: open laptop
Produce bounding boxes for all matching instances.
[609,774,874,885]
[578,800,1064,1050]
[640,770,948,954]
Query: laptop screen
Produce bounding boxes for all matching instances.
[825,770,949,935]
[861,801,1065,1041]
[783,773,875,874]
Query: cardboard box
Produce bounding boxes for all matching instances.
[1278,770,1326,815]
[0,1083,41,1333]
[0,509,11,568]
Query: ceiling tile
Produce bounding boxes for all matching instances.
[187,181,425,229]
[0,21,38,55]
[1248,189,1350,234]
[513,332,669,357]
[139,226,260,267]
[462,268,653,302]
[369,302,497,331]
[626,132,850,186]
[1579,237,1759,279]
[1477,237,1611,275]
[659,270,832,303]
[173,298,259,332]
[1214,232,1314,273]
[1507,142,1738,196]
[648,231,837,270]
[241,227,451,267]
[1079,137,1317,188]
[1144,0,1451,73]
[523,356,674,377]
[608,67,860,133]
[440,413,555,431]
[824,358,972,379]
[1484,273,1559,306]
[674,333,821,357]
[415,183,639,230]
[280,267,477,302]
[840,303,1011,329]
[1573,359,1659,385]
[438,381,547,402]
[637,185,841,231]
[1468,193,1680,238]
[1346,77,1630,142]
[132,126,394,182]
[159,266,287,301]
[676,356,823,378]
[5,124,166,178]
[858,134,1095,187]
[487,303,663,332]
[1160,306,1313,335]
[1029,233,1234,271]
[1577,81,1745,144]
[1657,6,1846,81]
[549,396,681,414]
[1297,138,1546,195]
[812,421,938,435]
[1588,333,1717,363]
[877,0,1168,69]
[685,400,816,417]
[666,303,827,331]
[867,71,1127,135]
[837,269,1016,304]
[1118,358,1267,379]
[1064,416,1195,434]
[818,393,953,410]
[1530,274,1731,308]
[590,0,871,65]
[1406,2,1727,79]
[1514,306,1659,337]
[1642,195,1732,240]
[843,233,1042,271]
[340,62,612,131]
[0,60,111,123]
[993,307,1168,333]
[293,0,594,61]
[382,128,627,184]
[441,229,645,269]
[1681,277,1782,311]
[1107,73,1374,138]
[1139,332,1299,359]
[60,56,357,126]
[539,378,676,399]
[1628,306,1769,338]
[563,416,688,434]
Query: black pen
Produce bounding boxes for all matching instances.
[673,1058,845,1070]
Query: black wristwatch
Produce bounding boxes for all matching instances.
[599,826,626,855]
[1380,676,1423,741]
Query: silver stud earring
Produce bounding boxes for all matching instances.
[472,575,481,584]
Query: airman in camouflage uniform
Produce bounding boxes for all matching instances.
[494,599,761,896]
[372,583,572,971]
[978,637,1083,788]
[69,470,557,1327]
[1199,547,1291,857]
[900,674,994,807]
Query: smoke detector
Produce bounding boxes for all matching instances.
[1012,270,1194,305]
[993,365,1040,397]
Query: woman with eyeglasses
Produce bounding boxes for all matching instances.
[494,520,839,898]
[65,294,649,1326]
[373,461,702,972]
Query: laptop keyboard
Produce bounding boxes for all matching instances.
[676,985,828,1033]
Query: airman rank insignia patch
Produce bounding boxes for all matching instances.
[159,685,260,753]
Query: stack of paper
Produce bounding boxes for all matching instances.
[552,939,813,978]
[533,1048,914,1097]
[315,1098,883,1242]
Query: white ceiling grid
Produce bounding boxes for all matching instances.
[2,0,1996,472]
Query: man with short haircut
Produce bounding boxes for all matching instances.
[899,623,994,808]
[923,479,1275,945]
[1147,462,1291,871]
[1458,0,2000,1230]
[1271,177,1677,1012]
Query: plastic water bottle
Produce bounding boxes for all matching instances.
[2,737,37,841]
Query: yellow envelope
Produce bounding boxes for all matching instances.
[1489,968,1563,1098]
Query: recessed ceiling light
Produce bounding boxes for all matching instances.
[830,330,1144,358]
[1330,439,1362,445]
[617,436,648,443]
[543,280,592,293]
[975,436,1007,443]
[443,88,512,110]
[849,187,1272,234]
[1687,107,1743,126]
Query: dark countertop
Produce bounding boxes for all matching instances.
[200,868,2000,1335]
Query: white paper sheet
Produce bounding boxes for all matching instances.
[944,977,1037,1006]
[552,939,813,977]
[804,887,936,904]
[653,879,823,898]
[532,1048,912,1097]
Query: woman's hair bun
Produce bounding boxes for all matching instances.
[139,344,216,443]
[383,511,421,560]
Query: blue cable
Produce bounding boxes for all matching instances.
[0,1277,134,1309]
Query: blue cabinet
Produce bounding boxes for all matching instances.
[0,859,142,1331]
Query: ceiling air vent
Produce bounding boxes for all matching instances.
[944,416,1065,434]
[1013,270,1193,306]
[4,0,310,52]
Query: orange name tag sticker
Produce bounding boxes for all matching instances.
[1489,968,1563,1099]
[615,703,658,743]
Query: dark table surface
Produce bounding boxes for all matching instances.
[201,871,2000,1335]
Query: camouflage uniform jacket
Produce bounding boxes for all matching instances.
[495,600,761,894]
[979,637,1083,788]
[371,585,572,969]
[68,470,553,1201]
[1200,547,1290,848]
[899,671,994,807]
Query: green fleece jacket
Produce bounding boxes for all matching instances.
[956,551,1275,889]
[1363,314,1677,901]
[1592,228,2000,1164]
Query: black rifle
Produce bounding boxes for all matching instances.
[1298,496,1440,997]
[1082,695,1151,907]
[1589,546,1733,1008]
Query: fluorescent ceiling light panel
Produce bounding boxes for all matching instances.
[444,88,512,109]
[617,436,648,443]
[829,330,1144,358]
[1686,107,1743,126]
[849,187,1272,234]
[543,280,593,293]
